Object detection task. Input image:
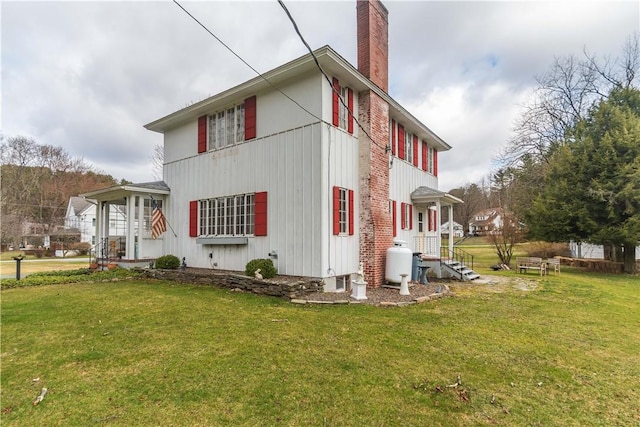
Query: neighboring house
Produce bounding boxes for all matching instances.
[468,208,505,236]
[440,221,464,238]
[83,0,463,287]
[569,241,640,260]
[65,196,127,247]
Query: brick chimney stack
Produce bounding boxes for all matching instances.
[357,0,389,92]
[357,0,392,288]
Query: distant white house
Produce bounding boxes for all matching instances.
[569,241,640,260]
[468,208,504,236]
[440,221,464,238]
[65,196,126,246]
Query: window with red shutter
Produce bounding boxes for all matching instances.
[197,116,207,154]
[244,96,256,140]
[332,78,340,127]
[347,88,354,134]
[254,192,268,236]
[412,135,419,167]
[189,200,198,237]
[348,189,354,235]
[434,150,438,176]
[401,203,406,229]
[421,141,427,171]
[398,125,405,160]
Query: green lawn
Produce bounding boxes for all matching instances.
[1,271,638,426]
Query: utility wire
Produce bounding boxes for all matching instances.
[277,0,390,154]
[172,0,325,125]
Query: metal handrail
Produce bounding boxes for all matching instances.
[440,246,474,280]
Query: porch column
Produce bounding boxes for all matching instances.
[96,201,108,258]
[435,200,442,253]
[136,196,145,257]
[126,194,136,259]
[448,204,454,254]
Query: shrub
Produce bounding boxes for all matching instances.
[155,254,181,269]
[245,258,276,279]
[71,242,91,256]
[527,241,571,258]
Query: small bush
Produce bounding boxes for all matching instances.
[527,241,571,258]
[245,258,277,279]
[155,254,181,269]
[71,242,91,256]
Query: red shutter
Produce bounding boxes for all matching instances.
[398,125,405,160]
[332,186,340,235]
[427,209,432,232]
[254,192,268,236]
[391,120,396,156]
[189,200,198,237]
[347,88,354,134]
[244,96,256,140]
[332,78,340,127]
[392,200,397,237]
[409,204,413,230]
[412,135,419,167]
[433,210,437,231]
[401,203,406,230]
[434,150,438,176]
[197,116,207,154]
[421,141,427,171]
[348,189,354,235]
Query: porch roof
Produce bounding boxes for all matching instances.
[81,181,170,202]
[410,186,463,205]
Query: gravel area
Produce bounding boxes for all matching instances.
[300,279,453,305]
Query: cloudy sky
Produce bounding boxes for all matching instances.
[2,0,638,191]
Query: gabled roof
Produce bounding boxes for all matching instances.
[68,196,93,216]
[410,186,463,205]
[144,46,451,151]
[81,181,170,202]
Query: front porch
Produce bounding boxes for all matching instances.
[410,187,479,281]
[82,181,170,267]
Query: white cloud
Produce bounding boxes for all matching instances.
[2,0,638,188]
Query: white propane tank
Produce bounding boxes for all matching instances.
[385,240,413,284]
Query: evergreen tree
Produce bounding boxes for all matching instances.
[527,87,640,273]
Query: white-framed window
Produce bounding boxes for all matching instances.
[208,103,245,150]
[418,212,424,233]
[198,193,255,237]
[338,187,348,234]
[338,86,348,130]
[428,146,436,174]
[405,129,413,165]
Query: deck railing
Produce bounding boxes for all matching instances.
[413,236,439,257]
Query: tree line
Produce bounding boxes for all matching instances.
[0,135,119,247]
[448,35,640,273]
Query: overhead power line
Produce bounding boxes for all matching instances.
[277,0,389,154]
[172,0,325,125]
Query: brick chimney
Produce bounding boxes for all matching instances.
[357,0,389,92]
[357,0,392,288]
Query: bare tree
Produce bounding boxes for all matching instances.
[1,135,117,246]
[150,144,164,181]
[488,212,523,266]
[501,35,639,167]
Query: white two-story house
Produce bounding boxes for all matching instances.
[83,0,464,288]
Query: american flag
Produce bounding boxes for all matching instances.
[151,200,167,239]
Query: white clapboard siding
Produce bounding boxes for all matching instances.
[162,122,359,278]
